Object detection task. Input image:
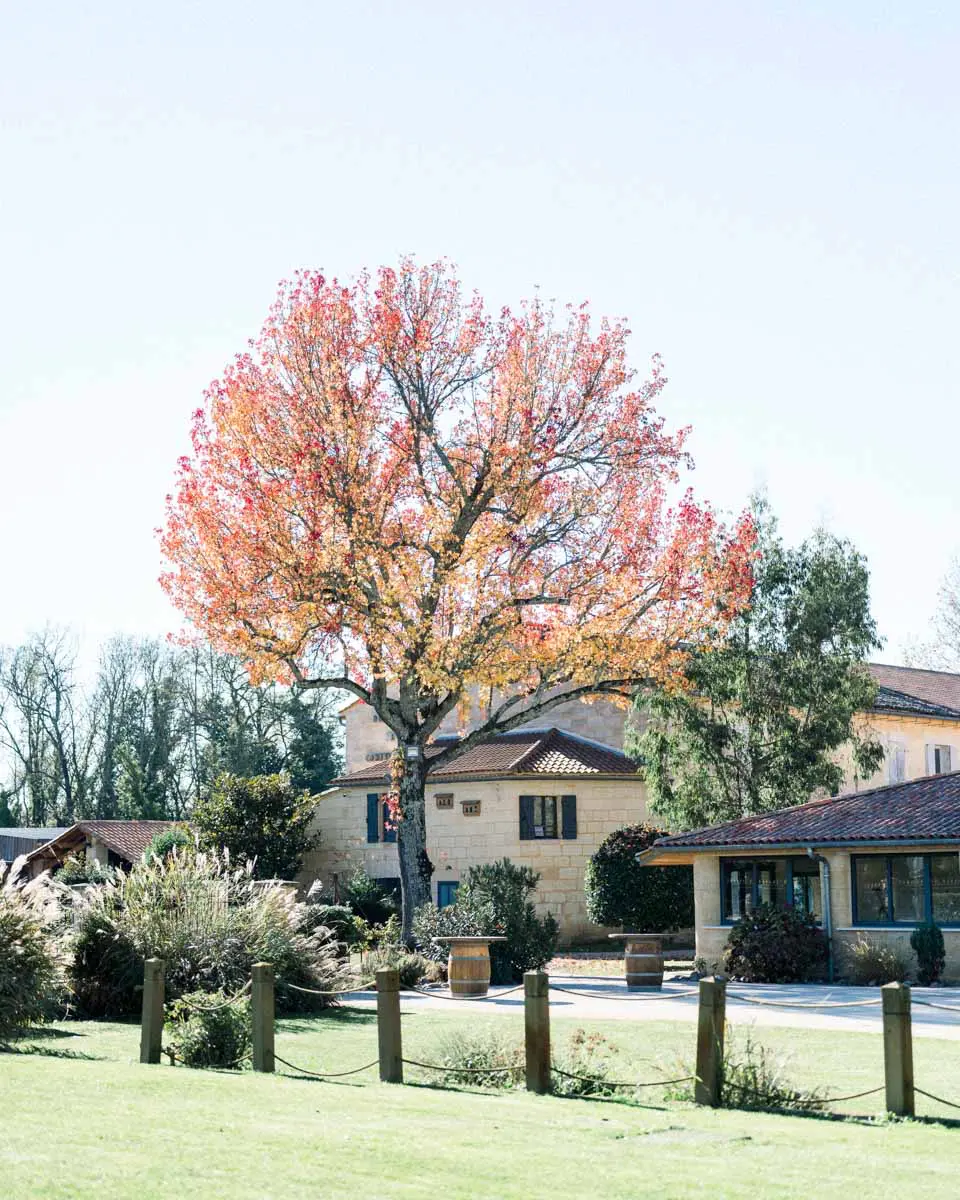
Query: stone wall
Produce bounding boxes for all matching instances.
[302,775,651,942]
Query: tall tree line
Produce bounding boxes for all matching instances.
[0,630,342,827]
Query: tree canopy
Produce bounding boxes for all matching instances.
[161,258,755,934]
[633,500,884,830]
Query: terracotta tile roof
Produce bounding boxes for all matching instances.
[649,771,960,852]
[26,820,179,865]
[331,728,639,787]
[868,663,960,719]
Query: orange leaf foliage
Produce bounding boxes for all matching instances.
[161,259,754,733]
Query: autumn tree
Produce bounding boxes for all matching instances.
[161,259,754,938]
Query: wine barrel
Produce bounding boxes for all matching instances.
[624,936,664,989]
[447,940,492,997]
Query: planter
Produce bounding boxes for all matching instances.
[608,933,664,989]
[433,936,507,997]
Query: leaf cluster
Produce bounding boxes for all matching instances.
[636,502,884,829]
[584,824,693,931]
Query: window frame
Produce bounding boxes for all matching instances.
[851,852,960,928]
[719,857,822,925]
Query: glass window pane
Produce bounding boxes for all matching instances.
[891,856,925,923]
[931,854,960,924]
[855,858,890,922]
[724,864,749,920]
[755,861,787,909]
[544,797,557,838]
[791,858,822,920]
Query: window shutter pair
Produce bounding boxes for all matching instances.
[518,795,577,839]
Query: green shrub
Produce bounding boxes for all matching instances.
[429,1027,524,1088]
[192,773,319,880]
[412,899,493,964]
[458,859,559,984]
[165,990,251,1069]
[0,861,65,1039]
[365,947,438,989]
[70,906,144,1017]
[843,936,909,986]
[723,904,828,983]
[56,852,114,886]
[69,848,350,1018]
[144,825,194,863]
[339,869,397,926]
[584,825,694,931]
[911,923,946,986]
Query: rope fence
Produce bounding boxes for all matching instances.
[274,1054,379,1080]
[134,958,960,1120]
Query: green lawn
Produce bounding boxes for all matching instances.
[2,1010,959,1199]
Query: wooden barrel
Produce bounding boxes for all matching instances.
[624,936,664,989]
[447,941,492,997]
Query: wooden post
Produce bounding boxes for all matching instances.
[524,970,551,1094]
[252,962,275,1073]
[376,968,403,1083]
[140,957,164,1065]
[694,976,726,1107]
[882,981,914,1117]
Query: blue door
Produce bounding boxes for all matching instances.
[437,880,459,908]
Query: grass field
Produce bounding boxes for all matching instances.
[2,1009,959,1199]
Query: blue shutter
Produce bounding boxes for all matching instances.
[366,794,380,843]
[519,795,535,840]
[561,795,577,840]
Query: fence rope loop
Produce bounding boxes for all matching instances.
[273,1054,379,1079]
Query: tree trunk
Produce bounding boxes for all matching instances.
[396,752,433,943]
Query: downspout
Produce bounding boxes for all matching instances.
[806,848,834,983]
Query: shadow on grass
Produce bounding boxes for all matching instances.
[277,1007,377,1034]
[0,1043,106,1061]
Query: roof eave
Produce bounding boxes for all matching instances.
[645,837,960,859]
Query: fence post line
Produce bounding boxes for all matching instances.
[252,963,275,1073]
[376,968,403,1083]
[139,957,164,1065]
[694,976,726,1107]
[524,971,551,1094]
[882,981,915,1117]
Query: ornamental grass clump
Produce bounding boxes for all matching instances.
[844,936,909,986]
[0,858,67,1040]
[430,1027,524,1088]
[70,847,350,1017]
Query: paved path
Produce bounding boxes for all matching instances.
[347,975,960,1040]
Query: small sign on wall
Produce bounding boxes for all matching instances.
[435,793,454,809]
[461,800,481,816]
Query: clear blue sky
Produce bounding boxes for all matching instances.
[2,1,957,662]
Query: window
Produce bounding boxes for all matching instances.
[519,795,577,840]
[461,800,481,816]
[888,745,906,784]
[852,853,960,926]
[365,793,397,843]
[437,880,459,908]
[435,793,454,809]
[720,858,820,923]
[927,744,953,775]
[931,854,960,923]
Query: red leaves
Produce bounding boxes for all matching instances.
[160,259,755,698]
